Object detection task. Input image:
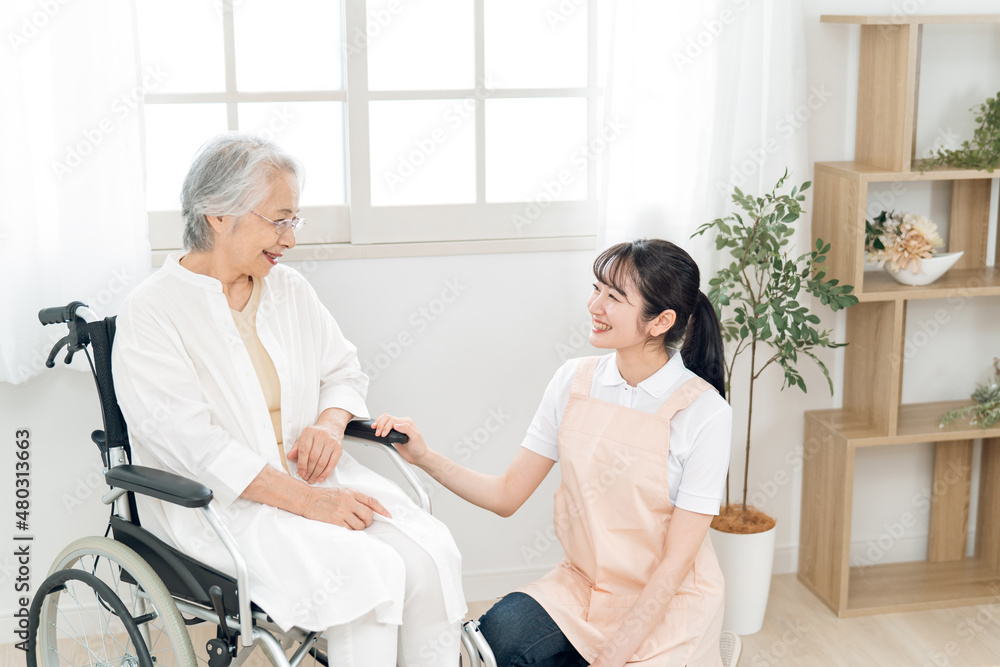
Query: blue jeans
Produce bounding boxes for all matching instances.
[478,592,589,667]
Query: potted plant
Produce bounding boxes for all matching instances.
[938,358,1000,430]
[691,170,859,634]
[864,210,963,286]
[922,91,1000,172]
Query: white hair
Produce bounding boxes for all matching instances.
[180,133,303,252]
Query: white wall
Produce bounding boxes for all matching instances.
[3,0,1000,635]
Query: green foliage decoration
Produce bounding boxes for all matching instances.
[692,170,860,516]
[938,358,1000,430]
[922,92,1000,172]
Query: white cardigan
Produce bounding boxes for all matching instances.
[112,255,465,631]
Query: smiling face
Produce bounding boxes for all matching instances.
[587,261,677,355]
[209,170,299,280]
[587,275,651,352]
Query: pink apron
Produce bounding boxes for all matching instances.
[519,356,725,666]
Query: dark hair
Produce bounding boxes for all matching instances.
[593,239,726,398]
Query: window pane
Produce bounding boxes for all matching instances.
[484,0,588,89]
[145,104,229,211]
[486,98,587,203]
[234,0,343,91]
[369,100,476,206]
[366,0,473,91]
[135,0,225,93]
[238,102,346,206]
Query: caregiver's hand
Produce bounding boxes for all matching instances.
[288,422,343,484]
[371,414,429,465]
[303,486,391,530]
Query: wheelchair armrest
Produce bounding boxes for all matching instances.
[105,464,213,509]
[344,419,408,445]
[344,419,430,513]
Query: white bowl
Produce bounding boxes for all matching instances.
[884,251,964,286]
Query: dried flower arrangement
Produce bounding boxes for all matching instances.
[865,210,944,274]
[938,358,1000,430]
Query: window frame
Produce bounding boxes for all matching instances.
[144,0,601,258]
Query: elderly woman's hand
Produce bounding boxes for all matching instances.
[288,422,344,484]
[303,486,391,530]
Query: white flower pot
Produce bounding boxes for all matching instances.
[710,524,776,636]
[884,250,964,286]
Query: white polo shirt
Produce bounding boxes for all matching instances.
[520,351,732,515]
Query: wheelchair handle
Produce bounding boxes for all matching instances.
[39,301,100,368]
[39,301,89,325]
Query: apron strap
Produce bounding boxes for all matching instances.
[570,356,601,397]
[655,376,713,421]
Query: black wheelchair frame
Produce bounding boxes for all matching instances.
[27,301,496,667]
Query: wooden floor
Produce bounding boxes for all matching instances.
[469,574,1000,667]
[728,574,1000,667]
[9,574,1000,666]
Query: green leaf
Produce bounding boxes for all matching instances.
[754,303,768,314]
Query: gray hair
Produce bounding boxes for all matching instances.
[180,133,304,252]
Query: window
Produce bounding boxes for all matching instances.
[141,0,603,257]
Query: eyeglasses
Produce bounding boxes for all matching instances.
[250,210,306,235]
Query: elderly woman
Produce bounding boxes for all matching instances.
[111,134,466,667]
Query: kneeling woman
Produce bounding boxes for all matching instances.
[375,239,731,666]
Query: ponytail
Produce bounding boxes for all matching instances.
[681,291,726,399]
[594,239,726,399]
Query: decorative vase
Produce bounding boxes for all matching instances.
[883,251,964,286]
[709,523,777,636]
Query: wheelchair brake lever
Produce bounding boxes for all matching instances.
[63,341,87,366]
[208,586,232,643]
[207,585,236,667]
[45,336,71,368]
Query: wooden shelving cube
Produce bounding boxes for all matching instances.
[799,14,1000,617]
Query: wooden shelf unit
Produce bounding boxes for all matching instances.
[812,161,999,304]
[799,15,1000,617]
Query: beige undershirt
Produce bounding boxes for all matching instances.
[230,277,290,473]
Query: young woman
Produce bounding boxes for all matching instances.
[374,239,732,667]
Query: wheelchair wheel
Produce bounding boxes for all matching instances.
[30,536,197,667]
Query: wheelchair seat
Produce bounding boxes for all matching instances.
[110,515,265,619]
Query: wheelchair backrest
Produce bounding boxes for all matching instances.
[83,316,144,525]
[85,317,131,457]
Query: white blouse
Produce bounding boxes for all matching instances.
[112,255,466,631]
[520,351,732,515]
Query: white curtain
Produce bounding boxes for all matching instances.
[0,1,150,384]
[600,0,809,269]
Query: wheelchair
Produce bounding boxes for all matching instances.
[28,301,497,667]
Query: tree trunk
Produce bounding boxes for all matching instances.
[742,337,757,517]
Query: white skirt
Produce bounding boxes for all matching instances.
[136,452,467,632]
